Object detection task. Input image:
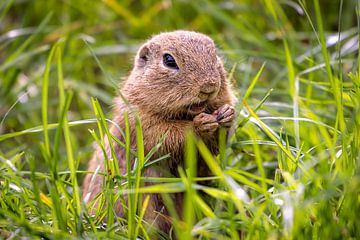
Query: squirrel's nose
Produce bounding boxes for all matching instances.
[199,82,217,100]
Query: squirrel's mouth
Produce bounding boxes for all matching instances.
[188,101,207,115]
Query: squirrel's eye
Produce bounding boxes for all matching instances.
[163,53,179,70]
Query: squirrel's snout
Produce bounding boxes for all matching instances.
[198,82,218,100]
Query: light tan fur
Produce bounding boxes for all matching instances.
[82,30,236,234]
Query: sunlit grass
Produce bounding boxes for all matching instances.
[1,0,360,239]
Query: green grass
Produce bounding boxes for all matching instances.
[1,0,360,239]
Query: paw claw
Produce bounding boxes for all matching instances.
[215,104,235,127]
[193,113,218,134]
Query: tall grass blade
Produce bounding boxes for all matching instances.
[124,111,135,238]
[183,132,197,239]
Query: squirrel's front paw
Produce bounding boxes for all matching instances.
[193,112,219,134]
[213,104,235,127]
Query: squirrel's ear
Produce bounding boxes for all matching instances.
[136,44,150,68]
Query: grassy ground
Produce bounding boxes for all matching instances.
[0,0,359,239]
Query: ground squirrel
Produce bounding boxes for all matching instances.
[82,30,236,234]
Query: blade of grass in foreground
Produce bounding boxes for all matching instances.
[38,40,82,234]
[92,99,120,176]
[41,42,56,162]
[90,98,117,231]
[134,195,150,240]
[52,43,78,232]
[134,113,145,236]
[0,119,97,142]
[283,39,300,149]
[59,87,81,230]
[313,0,346,166]
[124,110,135,238]
[242,62,266,102]
[39,42,68,232]
[183,132,197,239]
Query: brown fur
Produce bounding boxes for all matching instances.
[82,30,236,235]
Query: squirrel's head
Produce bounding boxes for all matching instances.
[123,30,228,119]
